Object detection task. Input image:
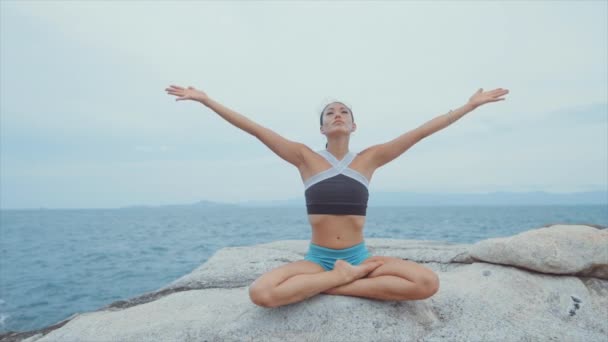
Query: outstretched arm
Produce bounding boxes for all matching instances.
[165,85,306,167]
[367,88,509,168]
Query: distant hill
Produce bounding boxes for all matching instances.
[237,191,608,207]
[4,192,605,211]
[120,200,238,210]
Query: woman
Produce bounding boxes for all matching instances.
[165,85,509,308]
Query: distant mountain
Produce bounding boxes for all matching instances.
[121,200,237,210]
[237,191,608,207]
[6,192,604,211]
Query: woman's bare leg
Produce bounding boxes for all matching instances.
[249,260,383,308]
[322,256,440,300]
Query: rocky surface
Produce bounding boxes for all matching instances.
[470,224,608,278]
[2,224,607,342]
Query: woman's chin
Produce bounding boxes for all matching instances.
[325,129,351,137]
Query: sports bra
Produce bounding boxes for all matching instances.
[303,150,369,216]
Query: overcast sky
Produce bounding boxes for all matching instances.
[1,1,606,209]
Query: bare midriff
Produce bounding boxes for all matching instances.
[308,214,366,249]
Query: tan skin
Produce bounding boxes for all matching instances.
[165,85,509,307]
[303,103,370,249]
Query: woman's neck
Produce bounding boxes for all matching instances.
[326,141,350,160]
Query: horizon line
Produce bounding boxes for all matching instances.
[1,189,607,211]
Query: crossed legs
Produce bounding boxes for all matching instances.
[248,259,384,308]
[248,256,439,308]
[321,256,440,300]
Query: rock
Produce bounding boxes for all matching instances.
[3,225,607,342]
[469,224,608,279]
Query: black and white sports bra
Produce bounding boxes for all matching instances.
[303,150,369,216]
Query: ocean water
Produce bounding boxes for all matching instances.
[0,205,606,334]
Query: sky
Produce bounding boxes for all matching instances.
[1,1,607,209]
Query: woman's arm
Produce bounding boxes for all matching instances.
[366,88,509,169]
[165,85,306,167]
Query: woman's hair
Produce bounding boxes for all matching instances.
[320,101,355,148]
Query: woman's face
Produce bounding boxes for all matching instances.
[320,102,356,136]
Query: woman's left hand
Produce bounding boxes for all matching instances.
[467,88,509,109]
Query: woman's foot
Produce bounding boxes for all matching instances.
[332,259,384,283]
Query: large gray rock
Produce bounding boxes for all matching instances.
[469,224,608,279]
[3,225,607,342]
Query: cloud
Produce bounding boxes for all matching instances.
[1,1,606,208]
[134,145,170,153]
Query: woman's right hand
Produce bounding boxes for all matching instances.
[165,84,209,103]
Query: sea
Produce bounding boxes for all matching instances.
[1,205,607,334]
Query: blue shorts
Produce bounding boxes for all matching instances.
[304,241,371,271]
